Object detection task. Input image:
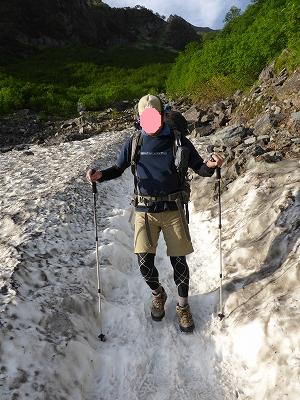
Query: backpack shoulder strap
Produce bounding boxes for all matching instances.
[171,127,182,157]
[130,131,143,175]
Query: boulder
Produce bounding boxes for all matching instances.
[191,126,214,138]
[256,151,283,163]
[291,112,300,122]
[209,125,248,147]
[252,146,267,157]
[253,113,273,135]
[212,101,226,114]
[201,113,215,124]
[291,138,300,144]
[213,112,227,128]
[258,61,275,83]
[244,136,257,145]
[183,106,203,123]
[257,135,271,145]
[111,100,132,111]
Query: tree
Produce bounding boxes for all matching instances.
[224,6,241,24]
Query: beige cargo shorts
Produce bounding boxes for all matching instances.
[134,210,194,256]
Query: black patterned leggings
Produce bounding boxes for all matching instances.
[137,253,189,298]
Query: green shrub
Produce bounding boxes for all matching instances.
[167,0,300,102]
[0,86,23,113]
[0,46,175,116]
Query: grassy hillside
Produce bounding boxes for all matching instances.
[0,46,176,115]
[166,0,300,105]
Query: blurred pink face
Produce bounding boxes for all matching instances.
[140,108,162,136]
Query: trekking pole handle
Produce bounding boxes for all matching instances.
[91,169,98,194]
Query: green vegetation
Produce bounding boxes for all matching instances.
[0,46,176,116]
[1,0,299,116]
[167,0,300,105]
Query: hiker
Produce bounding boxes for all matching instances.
[86,94,224,333]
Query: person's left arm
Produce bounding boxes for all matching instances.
[183,137,224,177]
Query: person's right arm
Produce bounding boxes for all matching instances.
[86,136,132,183]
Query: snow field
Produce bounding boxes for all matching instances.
[0,129,299,400]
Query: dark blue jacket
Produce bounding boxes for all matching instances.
[101,123,215,212]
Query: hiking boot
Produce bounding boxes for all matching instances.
[176,304,195,333]
[151,287,167,321]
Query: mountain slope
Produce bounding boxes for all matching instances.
[0,0,201,56]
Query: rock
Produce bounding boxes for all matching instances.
[111,100,132,111]
[257,135,271,145]
[274,68,288,86]
[259,61,275,83]
[291,112,300,122]
[15,144,30,151]
[210,125,248,147]
[274,106,281,115]
[61,121,77,129]
[283,100,293,109]
[79,127,84,134]
[77,102,86,113]
[45,121,54,127]
[0,285,8,295]
[234,90,242,97]
[0,146,14,153]
[213,112,227,128]
[226,104,233,116]
[212,102,226,114]
[191,126,214,138]
[206,145,215,153]
[253,113,273,135]
[254,87,262,94]
[201,113,215,124]
[183,106,202,123]
[257,151,283,163]
[291,138,300,144]
[252,146,266,157]
[232,157,247,176]
[244,136,257,145]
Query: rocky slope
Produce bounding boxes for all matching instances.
[181,64,300,190]
[0,0,201,57]
[1,65,299,189]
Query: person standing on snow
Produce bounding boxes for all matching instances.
[86,94,224,333]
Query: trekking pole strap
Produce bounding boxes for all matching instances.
[144,213,153,247]
[175,198,191,242]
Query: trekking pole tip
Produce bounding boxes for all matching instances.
[218,312,225,321]
[98,333,106,342]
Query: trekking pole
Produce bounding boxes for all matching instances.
[216,167,225,320]
[92,180,106,341]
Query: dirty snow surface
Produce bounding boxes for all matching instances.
[0,128,299,400]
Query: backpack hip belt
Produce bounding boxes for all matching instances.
[132,191,191,243]
[131,190,188,207]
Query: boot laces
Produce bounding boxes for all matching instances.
[178,306,193,325]
[152,293,165,310]
[181,308,192,325]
